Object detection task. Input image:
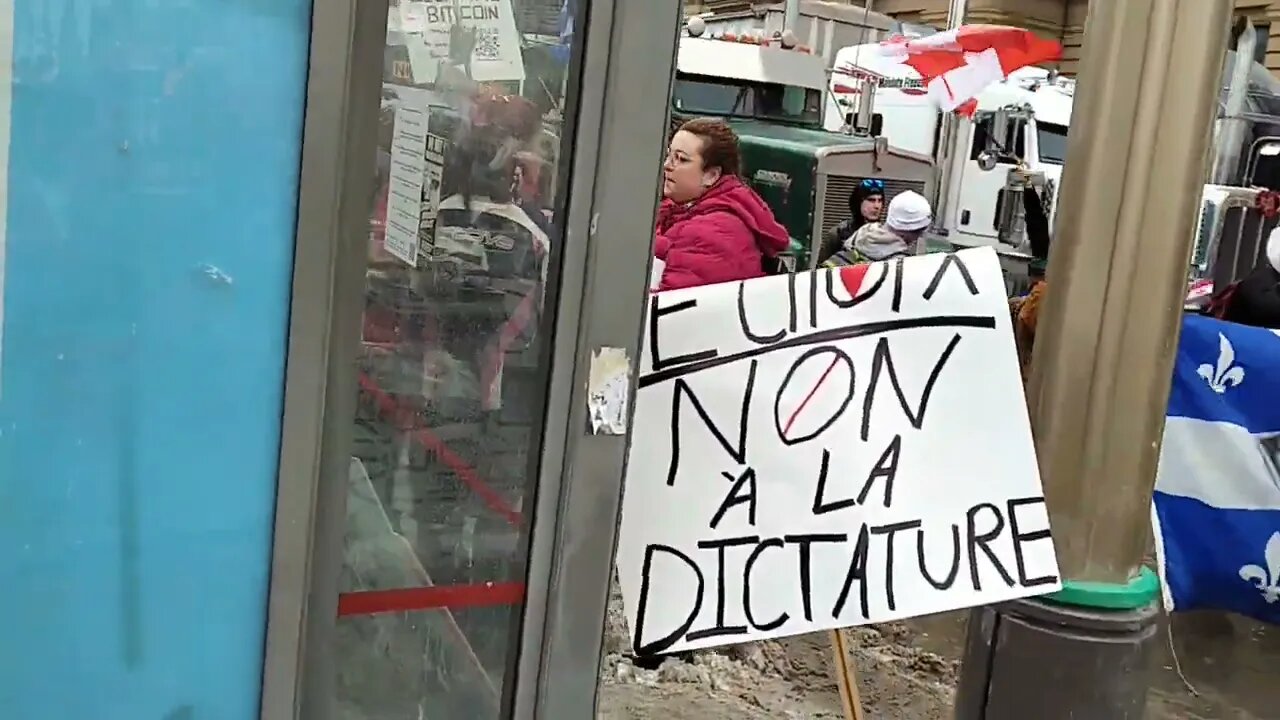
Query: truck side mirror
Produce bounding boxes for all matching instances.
[869,114,883,137]
[977,151,1000,172]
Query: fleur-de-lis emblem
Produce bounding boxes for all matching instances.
[1239,532,1280,604]
[1197,332,1246,393]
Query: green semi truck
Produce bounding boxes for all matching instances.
[671,28,935,269]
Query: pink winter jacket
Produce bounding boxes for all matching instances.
[653,176,791,292]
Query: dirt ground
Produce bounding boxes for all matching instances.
[596,578,953,720]
[599,627,954,720]
[596,582,1276,719]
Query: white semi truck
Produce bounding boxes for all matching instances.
[824,41,1071,251]
[825,39,1280,292]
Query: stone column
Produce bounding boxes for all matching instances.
[955,1,1233,717]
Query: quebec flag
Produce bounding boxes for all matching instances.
[1152,314,1280,624]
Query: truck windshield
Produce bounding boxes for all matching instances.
[891,21,938,39]
[1037,122,1069,164]
[673,74,823,126]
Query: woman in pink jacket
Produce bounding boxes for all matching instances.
[653,118,791,291]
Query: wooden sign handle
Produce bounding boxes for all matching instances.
[828,629,866,720]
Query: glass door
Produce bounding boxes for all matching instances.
[261,1,684,718]
[329,1,588,717]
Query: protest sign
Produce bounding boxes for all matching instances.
[615,248,1060,655]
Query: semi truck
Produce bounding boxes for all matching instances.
[826,37,1280,290]
[825,41,1071,252]
[671,20,935,269]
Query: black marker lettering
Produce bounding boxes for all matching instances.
[633,544,704,656]
[824,262,887,308]
[787,272,799,332]
[808,268,820,329]
[786,533,847,621]
[891,257,905,312]
[737,281,786,345]
[667,360,757,486]
[861,334,962,442]
[923,252,979,300]
[649,296,718,372]
[709,468,758,529]
[744,538,789,631]
[857,434,902,508]
[832,524,871,620]
[871,520,922,612]
[638,317,994,388]
[1007,496,1059,588]
[917,524,962,590]
[810,448,853,515]
[686,536,757,642]
[966,503,1015,591]
[774,347,855,445]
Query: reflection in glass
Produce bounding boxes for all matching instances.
[334,1,581,717]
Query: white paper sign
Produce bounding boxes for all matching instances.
[385,105,429,265]
[394,0,525,84]
[650,257,665,290]
[420,132,446,242]
[615,248,1060,655]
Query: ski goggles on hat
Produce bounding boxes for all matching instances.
[859,178,885,192]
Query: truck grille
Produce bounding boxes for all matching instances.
[820,175,928,236]
[1213,204,1278,287]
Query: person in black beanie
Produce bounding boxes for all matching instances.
[819,178,885,263]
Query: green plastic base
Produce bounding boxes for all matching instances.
[1042,566,1161,611]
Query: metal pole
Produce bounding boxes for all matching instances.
[932,0,968,227]
[1212,19,1255,185]
[955,1,1232,718]
[783,0,800,36]
[945,0,967,29]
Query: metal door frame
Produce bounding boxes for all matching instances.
[257,0,684,717]
[259,0,388,718]
[512,1,683,717]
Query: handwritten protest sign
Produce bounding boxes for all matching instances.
[615,248,1060,655]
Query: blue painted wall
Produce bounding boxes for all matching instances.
[0,1,313,717]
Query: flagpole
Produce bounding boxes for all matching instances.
[954,1,1233,718]
[931,0,967,232]
[783,0,800,37]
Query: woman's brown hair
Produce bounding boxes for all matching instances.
[677,117,742,179]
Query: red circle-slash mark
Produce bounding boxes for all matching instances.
[840,264,869,298]
[782,354,843,437]
[774,347,856,445]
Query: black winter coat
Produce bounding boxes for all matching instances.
[1224,265,1280,329]
[819,217,867,264]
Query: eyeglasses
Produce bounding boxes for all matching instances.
[860,178,885,191]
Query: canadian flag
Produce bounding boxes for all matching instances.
[879,25,1063,117]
